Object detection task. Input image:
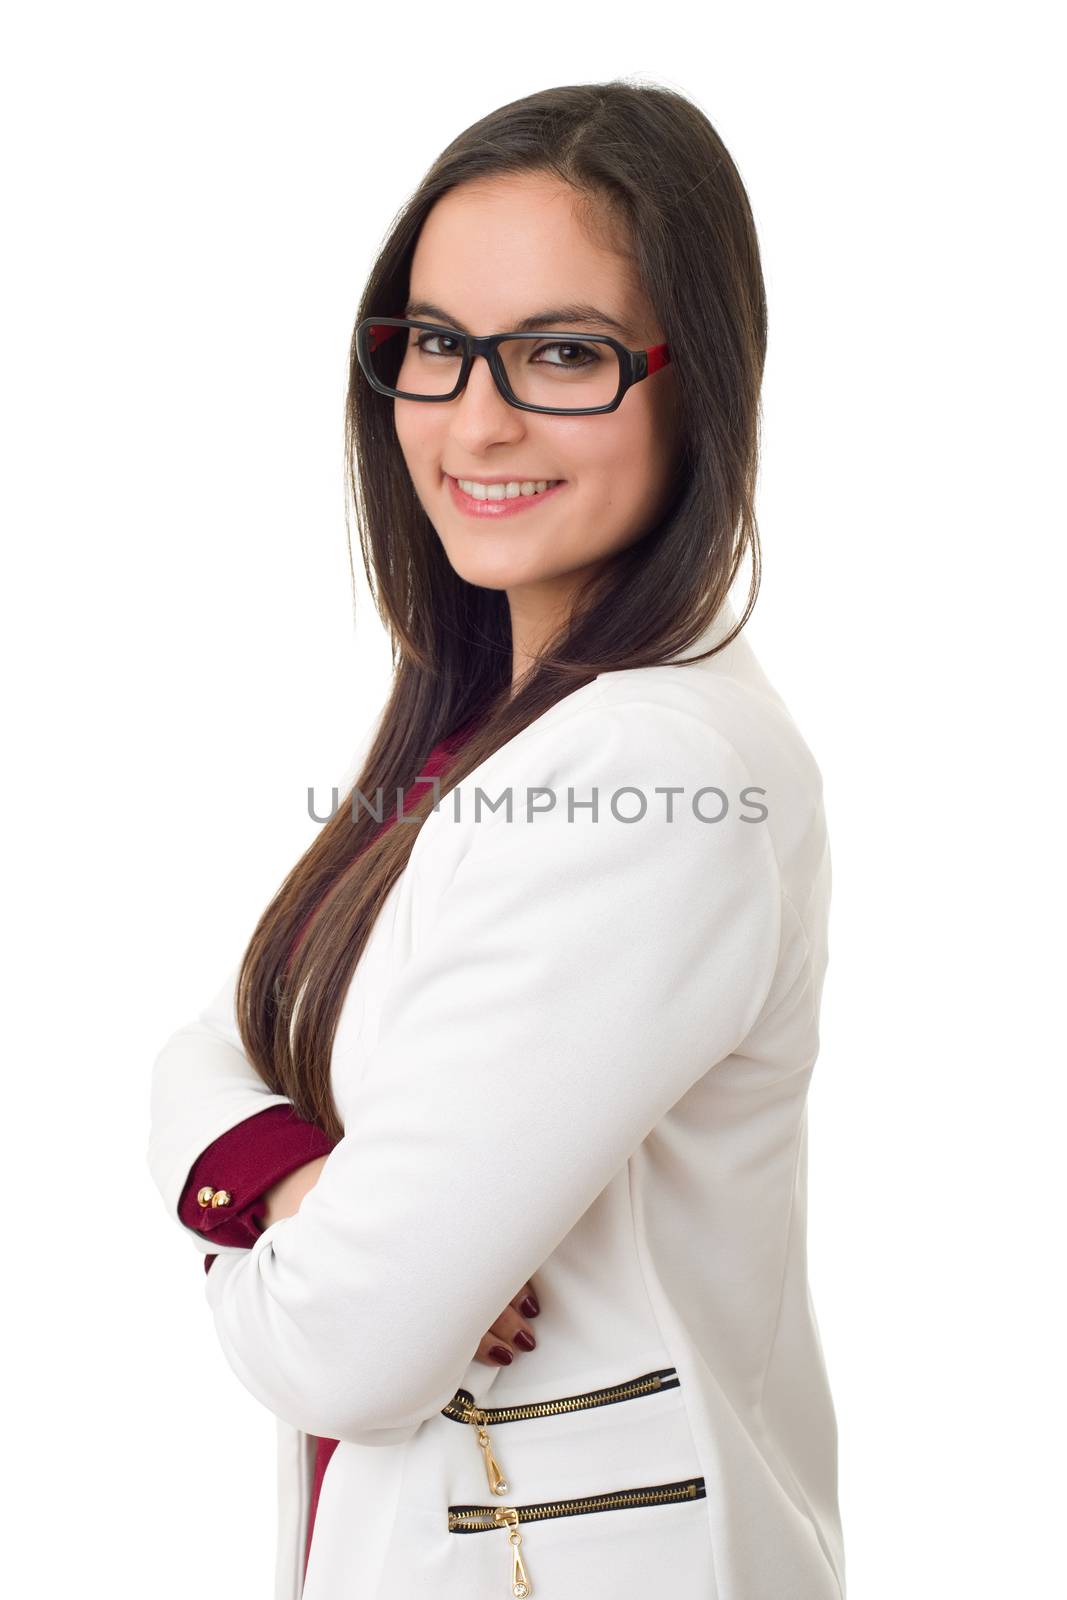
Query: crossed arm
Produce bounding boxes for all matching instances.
[161,1029,541,1366]
[148,702,782,1445]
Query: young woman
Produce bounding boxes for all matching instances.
[148,79,845,1600]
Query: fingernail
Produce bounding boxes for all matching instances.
[488,1344,513,1365]
[519,1295,540,1318]
[513,1330,536,1352]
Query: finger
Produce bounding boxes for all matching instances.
[474,1336,515,1367]
[473,1305,537,1367]
[508,1280,541,1319]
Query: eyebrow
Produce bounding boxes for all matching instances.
[403,298,639,342]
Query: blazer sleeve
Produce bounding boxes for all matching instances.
[146,968,299,1263]
[202,698,784,1442]
[146,693,389,1262]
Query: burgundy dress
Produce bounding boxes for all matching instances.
[178,714,483,1583]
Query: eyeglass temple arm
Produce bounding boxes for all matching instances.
[367,324,404,353]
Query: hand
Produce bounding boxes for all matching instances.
[261,1154,330,1229]
[261,1156,542,1367]
[472,1279,541,1367]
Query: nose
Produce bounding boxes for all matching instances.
[458,350,511,407]
[446,352,526,446]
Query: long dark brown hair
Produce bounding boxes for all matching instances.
[235,77,769,1140]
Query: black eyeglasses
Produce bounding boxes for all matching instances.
[355,317,671,416]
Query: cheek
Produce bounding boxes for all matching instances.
[568,414,664,514]
[609,397,679,514]
[556,412,648,480]
[394,403,441,479]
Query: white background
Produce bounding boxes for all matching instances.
[3,4,1063,1596]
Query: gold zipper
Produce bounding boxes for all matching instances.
[441,1366,680,1497]
[447,1476,706,1597]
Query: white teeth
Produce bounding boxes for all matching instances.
[456,477,559,501]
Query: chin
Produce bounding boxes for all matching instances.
[441,550,542,591]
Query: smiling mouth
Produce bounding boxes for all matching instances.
[449,474,563,500]
[445,473,568,518]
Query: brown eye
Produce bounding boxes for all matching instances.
[532,341,601,368]
[415,332,462,357]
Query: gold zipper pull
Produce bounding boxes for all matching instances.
[495,1507,531,1598]
[470,1408,509,1495]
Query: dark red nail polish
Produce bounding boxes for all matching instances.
[513,1330,536,1351]
[519,1295,540,1318]
[488,1344,513,1365]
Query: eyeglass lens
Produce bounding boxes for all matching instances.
[364,322,621,410]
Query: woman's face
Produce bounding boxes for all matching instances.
[394,172,683,644]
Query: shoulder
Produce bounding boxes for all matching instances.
[595,661,823,792]
[453,680,778,890]
[492,669,815,822]
[460,683,748,836]
[417,674,790,1030]
[465,667,826,908]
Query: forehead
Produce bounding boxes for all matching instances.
[407,173,645,340]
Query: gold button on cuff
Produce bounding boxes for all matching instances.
[210,1189,233,1208]
[196,1186,216,1208]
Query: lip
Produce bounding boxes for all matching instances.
[446,473,568,518]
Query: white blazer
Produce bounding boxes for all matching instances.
[147,598,845,1600]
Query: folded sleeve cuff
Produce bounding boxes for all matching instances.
[177,1105,336,1269]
